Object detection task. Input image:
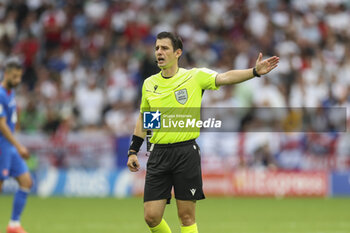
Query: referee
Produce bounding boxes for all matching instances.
[127,31,279,233]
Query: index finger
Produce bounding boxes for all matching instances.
[266,56,279,62]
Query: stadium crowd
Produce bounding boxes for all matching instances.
[1,0,350,171]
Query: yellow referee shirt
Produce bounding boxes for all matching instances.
[140,67,219,144]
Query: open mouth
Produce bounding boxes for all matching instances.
[157,58,165,63]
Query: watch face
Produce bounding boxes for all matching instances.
[128,151,137,156]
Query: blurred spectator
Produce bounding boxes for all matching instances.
[13,31,39,90]
[104,102,137,137]
[74,73,105,129]
[251,143,278,170]
[41,2,66,51]
[19,96,46,133]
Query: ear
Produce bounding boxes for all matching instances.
[175,49,182,58]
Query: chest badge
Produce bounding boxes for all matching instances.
[174,88,188,105]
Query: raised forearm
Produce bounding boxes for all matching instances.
[215,68,255,86]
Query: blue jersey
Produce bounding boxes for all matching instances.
[0,85,17,143]
[0,85,27,180]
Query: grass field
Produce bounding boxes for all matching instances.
[0,196,349,233]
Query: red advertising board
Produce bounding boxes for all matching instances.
[203,169,328,197]
[230,169,328,197]
[133,169,328,197]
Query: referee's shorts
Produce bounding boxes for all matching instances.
[144,139,205,204]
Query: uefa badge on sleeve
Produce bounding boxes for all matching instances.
[143,110,161,129]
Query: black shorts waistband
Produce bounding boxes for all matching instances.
[153,139,196,149]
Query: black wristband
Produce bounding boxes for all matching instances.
[129,135,144,153]
[253,67,261,77]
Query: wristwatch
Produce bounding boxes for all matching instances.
[128,151,138,157]
[253,67,261,77]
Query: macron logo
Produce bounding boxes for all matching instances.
[143,110,161,129]
[190,189,196,196]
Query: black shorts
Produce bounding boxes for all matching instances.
[144,139,205,203]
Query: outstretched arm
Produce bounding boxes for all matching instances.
[215,53,279,86]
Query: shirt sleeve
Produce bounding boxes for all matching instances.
[140,81,150,113]
[194,68,219,90]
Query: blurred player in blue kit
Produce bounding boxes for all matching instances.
[0,58,32,233]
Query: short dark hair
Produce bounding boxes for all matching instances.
[4,57,22,71]
[156,31,183,51]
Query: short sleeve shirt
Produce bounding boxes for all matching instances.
[140,67,218,144]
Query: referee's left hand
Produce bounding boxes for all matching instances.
[255,53,279,75]
[127,154,140,172]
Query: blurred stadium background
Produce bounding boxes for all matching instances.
[1,0,350,232]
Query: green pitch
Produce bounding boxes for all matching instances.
[0,196,349,233]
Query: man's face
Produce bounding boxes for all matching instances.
[155,38,181,69]
[4,68,23,88]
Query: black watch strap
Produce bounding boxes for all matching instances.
[128,151,138,157]
[253,67,261,77]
